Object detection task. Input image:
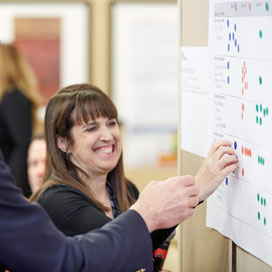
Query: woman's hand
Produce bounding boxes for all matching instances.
[195,140,239,202]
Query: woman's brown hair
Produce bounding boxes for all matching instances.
[30,84,135,213]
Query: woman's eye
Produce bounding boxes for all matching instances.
[108,120,117,127]
[86,126,97,132]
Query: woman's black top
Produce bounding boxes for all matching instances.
[0,88,32,197]
[38,182,175,251]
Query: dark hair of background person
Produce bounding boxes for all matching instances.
[0,43,42,197]
[30,84,135,212]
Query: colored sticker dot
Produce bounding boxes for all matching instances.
[238,45,240,52]
[232,32,235,40]
[256,116,258,124]
[227,76,230,84]
[228,44,230,52]
[234,141,237,150]
[264,217,266,225]
[259,77,262,85]
[259,30,263,39]
[257,193,260,201]
[266,108,269,115]
[256,104,259,112]
[258,211,260,220]
[260,104,262,112]
[258,156,260,163]
[227,19,229,28]
[227,62,230,69]
[261,197,263,205]
[229,33,231,41]
[264,198,266,206]
[235,39,237,47]
[225,177,228,185]
[266,2,269,11]
[234,24,237,32]
[260,117,262,125]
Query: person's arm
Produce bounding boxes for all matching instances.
[1,89,32,195]
[128,180,177,250]
[0,150,153,272]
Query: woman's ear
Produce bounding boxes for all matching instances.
[57,136,68,153]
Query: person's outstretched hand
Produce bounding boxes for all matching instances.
[195,140,239,202]
[130,175,199,233]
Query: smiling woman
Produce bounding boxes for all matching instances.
[29,83,174,253]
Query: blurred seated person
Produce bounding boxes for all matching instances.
[27,134,46,193]
[0,43,42,197]
[30,84,238,270]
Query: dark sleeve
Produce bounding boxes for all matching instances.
[78,210,153,272]
[127,180,177,251]
[1,90,32,196]
[38,186,112,236]
[0,150,153,272]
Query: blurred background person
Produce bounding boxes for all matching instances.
[0,43,42,197]
[27,134,46,193]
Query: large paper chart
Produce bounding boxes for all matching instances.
[207,0,272,266]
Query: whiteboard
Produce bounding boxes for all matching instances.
[111,2,178,167]
[207,0,272,267]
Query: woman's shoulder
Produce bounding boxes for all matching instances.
[38,183,93,205]
[2,88,28,101]
[1,88,31,109]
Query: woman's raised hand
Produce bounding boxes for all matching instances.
[195,140,239,202]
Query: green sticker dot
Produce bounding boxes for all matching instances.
[256,116,258,124]
[256,104,259,112]
[258,211,261,220]
[259,30,263,39]
[264,217,266,225]
[257,193,260,201]
[266,108,269,115]
[264,198,266,206]
[259,76,262,85]
[260,104,263,112]
[261,197,263,205]
[266,2,269,11]
[260,117,262,125]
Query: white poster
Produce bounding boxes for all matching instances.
[207,0,272,267]
[180,46,211,158]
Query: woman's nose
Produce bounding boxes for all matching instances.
[100,127,113,141]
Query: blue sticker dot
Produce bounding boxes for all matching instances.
[226,177,229,185]
[227,19,229,28]
[234,141,237,150]
[228,44,230,52]
[234,24,237,31]
[227,62,230,69]
[229,33,231,41]
[227,76,230,84]
[232,32,235,40]
[235,39,237,47]
[238,44,240,52]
